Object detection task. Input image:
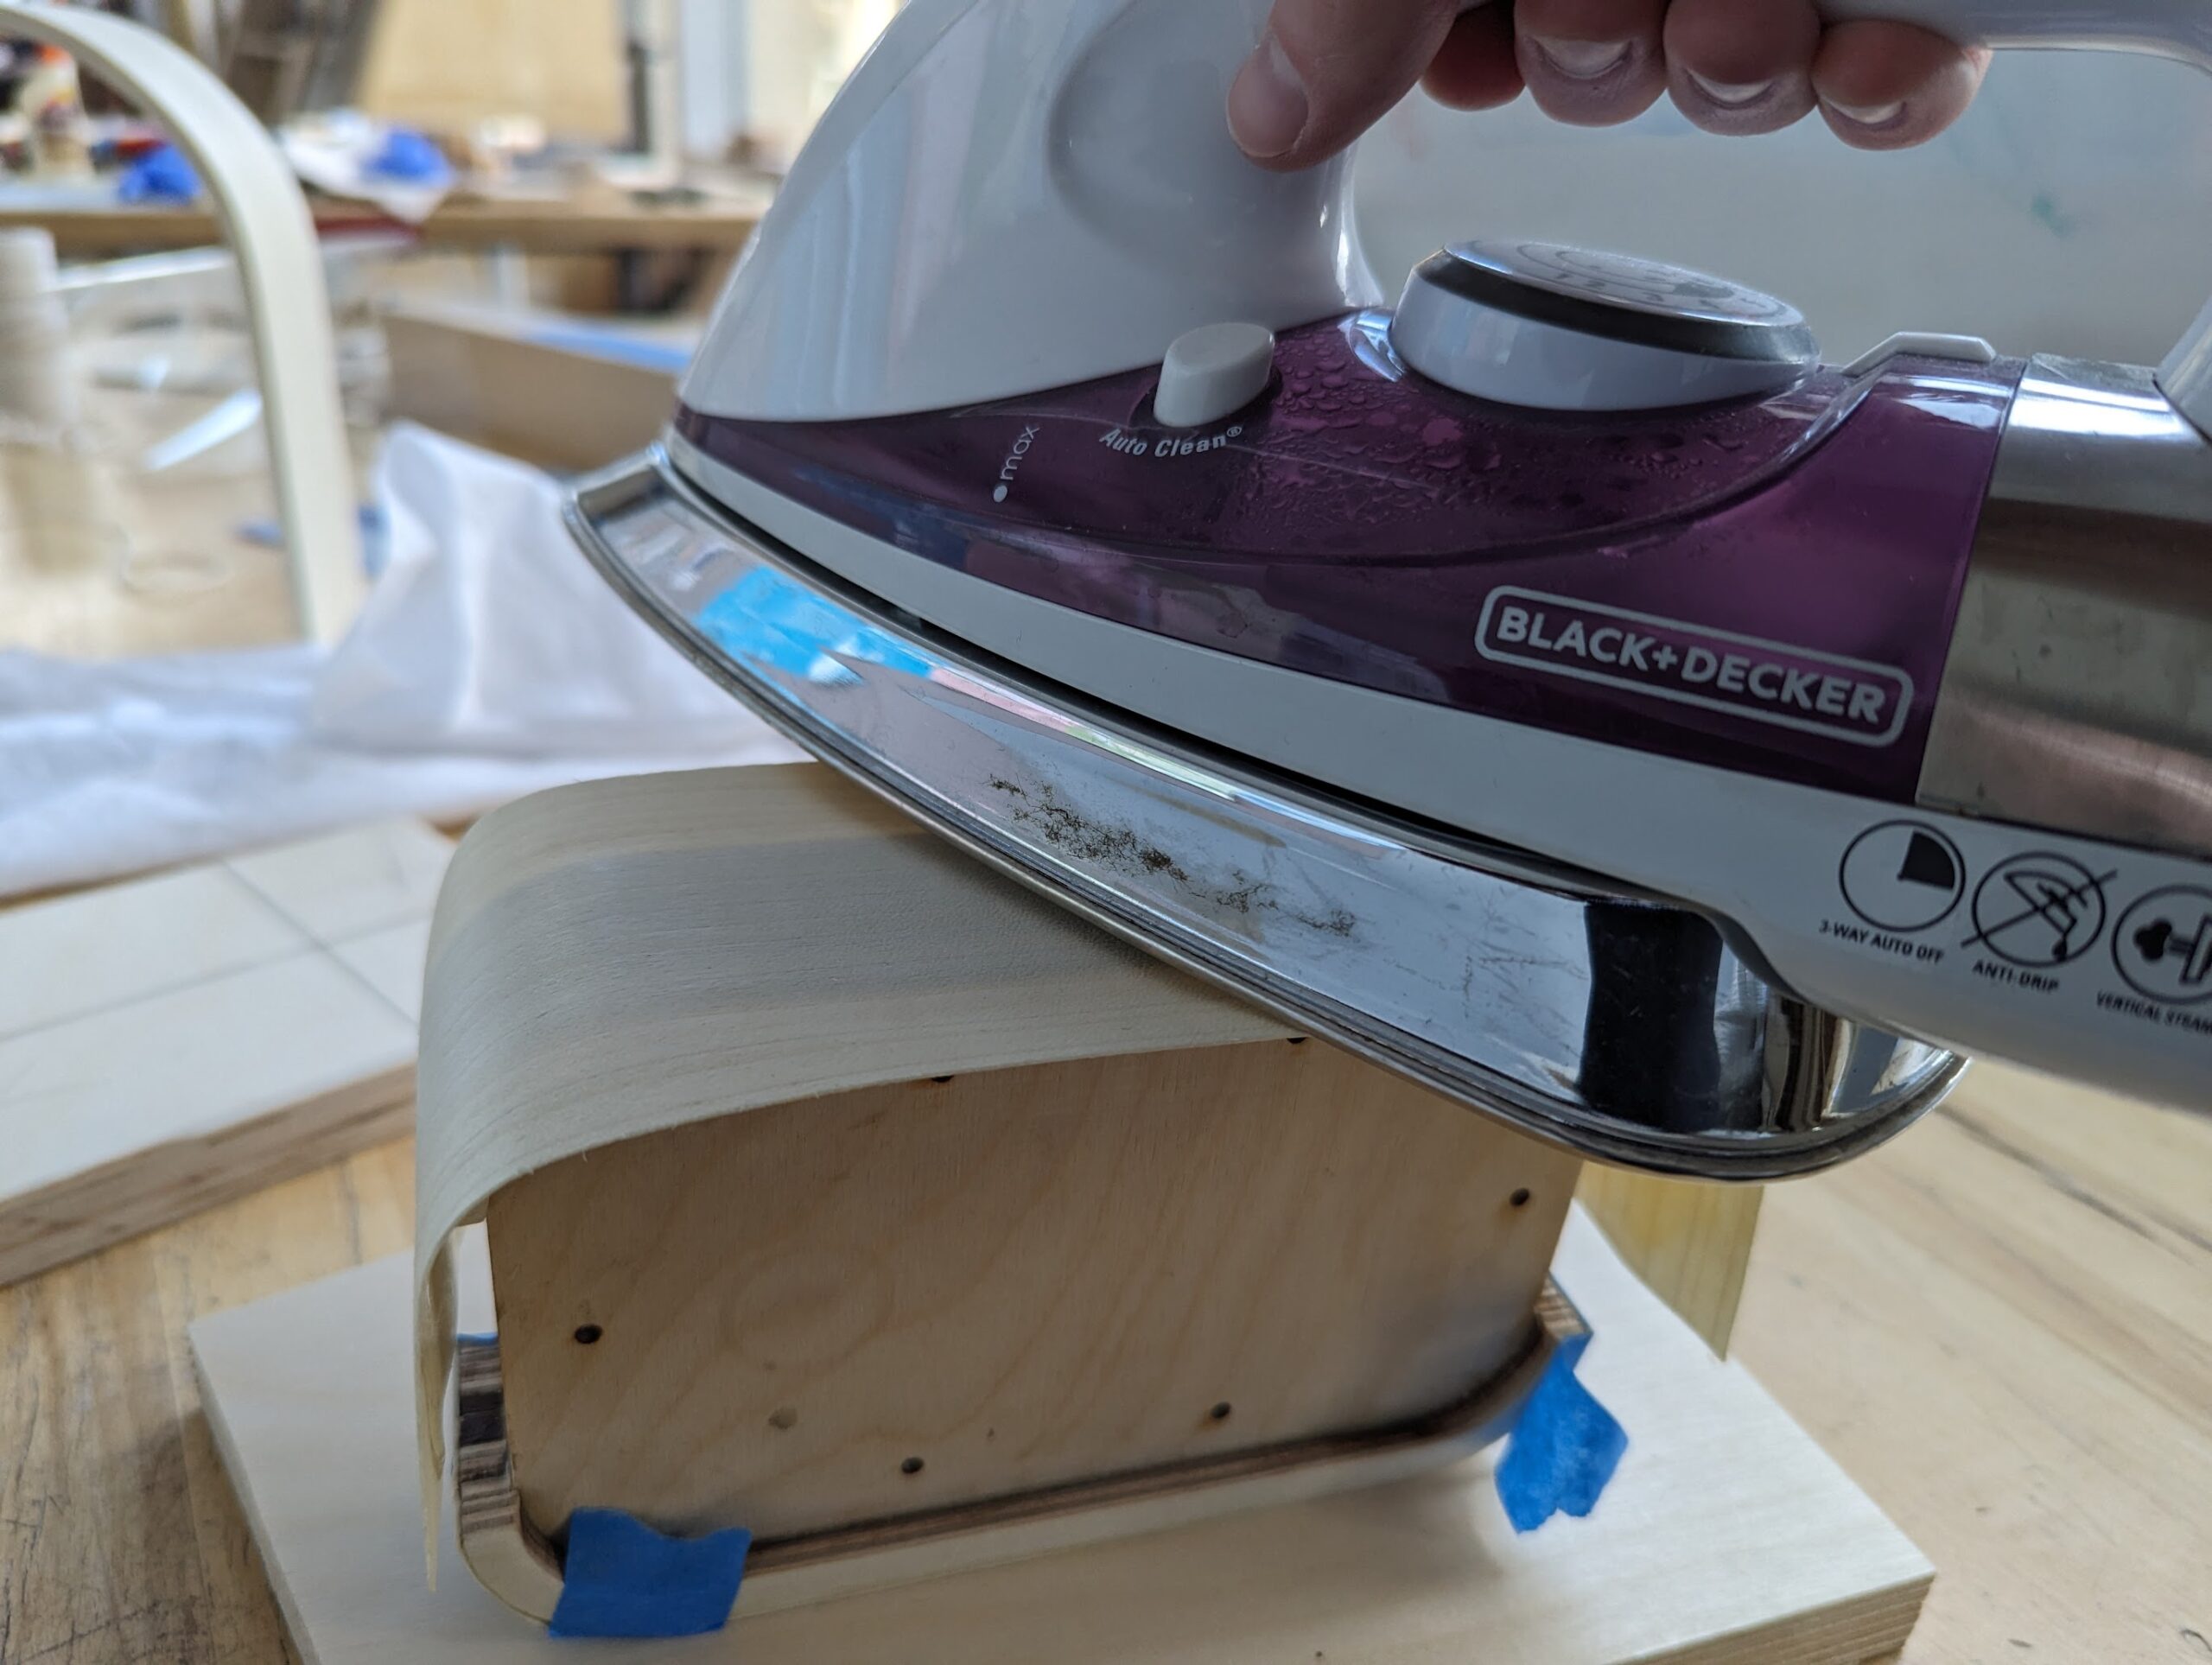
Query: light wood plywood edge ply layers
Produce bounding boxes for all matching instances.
[201,1208,1934,1661]
[0,820,451,1286]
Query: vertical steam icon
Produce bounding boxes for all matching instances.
[2114,887,2212,1005]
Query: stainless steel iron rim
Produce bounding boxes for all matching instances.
[564,448,1967,1181]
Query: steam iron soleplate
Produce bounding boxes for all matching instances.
[569,449,1964,1180]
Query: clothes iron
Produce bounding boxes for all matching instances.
[569,0,2212,1179]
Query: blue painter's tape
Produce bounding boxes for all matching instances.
[526,327,696,376]
[697,566,937,687]
[547,1509,752,1639]
[1495,1325,1627,1534]
[370,126,454,186]
[119,143,202,204]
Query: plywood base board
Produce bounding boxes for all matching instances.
[192,1209,1932,1664]
[0,821,450,1285]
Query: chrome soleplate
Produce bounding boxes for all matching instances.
[566,449,1962,1179]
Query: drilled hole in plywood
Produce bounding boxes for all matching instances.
[900,1456,925,1476]
[1510,1188,1533,1209]
[1208,1401,1232,1423]
[767,1406,798,1431]
[573,1324,603,1345]
[928,1075,954,1085]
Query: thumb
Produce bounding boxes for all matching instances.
[1230,0,1465,169]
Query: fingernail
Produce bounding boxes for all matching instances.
[1530,36,1632,80]
[1686,70,1775,108]
[1829,99,1906,130]
[1228,31,1307,159]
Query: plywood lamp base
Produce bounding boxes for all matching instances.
[193,1211,1932,1663]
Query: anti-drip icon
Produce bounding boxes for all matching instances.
[1966,853,2112,969]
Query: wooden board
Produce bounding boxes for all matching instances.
[486,1041,1580,1543]
[193,1207,1932,1663]
[1732,1071,2212,1664]
[382,301,687,470]
[0,820,449,1286]
[0,320,2193,1664]
[357,0,628,143]
[1576,1167,1764,1356]
[0,192,766,257]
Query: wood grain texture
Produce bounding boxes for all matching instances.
[1734,1064,2212,1665]
[0,1137,416,1665]
[194,1209,1934,1663]
[0,821,448,1286]
[486,1041,1579,1541]
[1576,1168,1764,1355]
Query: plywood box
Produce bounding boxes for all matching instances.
[412,765,1585,1618]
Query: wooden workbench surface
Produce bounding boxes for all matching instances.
[0,187,765,258]
[1,1064,2204,1662]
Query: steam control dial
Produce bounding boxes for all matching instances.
[1390,240,1819,413]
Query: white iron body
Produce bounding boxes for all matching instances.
[570,0,2212,1177]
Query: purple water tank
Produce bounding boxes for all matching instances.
[677,311,2019,802]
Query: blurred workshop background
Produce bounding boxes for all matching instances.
[0,0,2207,877]
[0,1,2205,635]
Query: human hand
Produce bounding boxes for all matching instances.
[1229,0,1992,168]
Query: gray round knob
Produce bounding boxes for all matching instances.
[1390,240,1818,412]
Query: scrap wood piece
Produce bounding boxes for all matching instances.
[0,819,450,1286]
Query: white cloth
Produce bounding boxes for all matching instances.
[279,112,451,226]
[0,425,803,897]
